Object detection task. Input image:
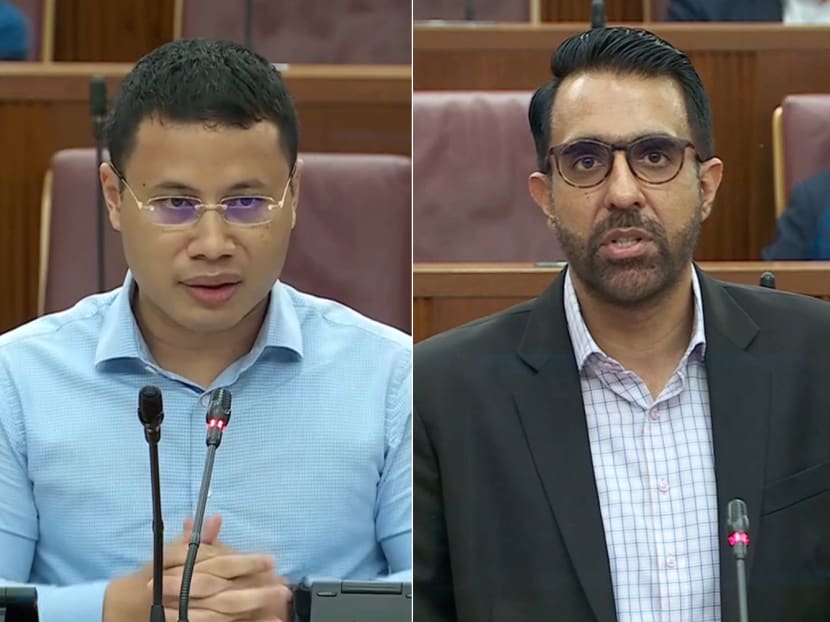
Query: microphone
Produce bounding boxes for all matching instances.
[0,587,39,621]
[89,76,108,295]
[178,388,232,622]
[243,0,254,51]
[464,0,475,20]
[759,271,776,289]
[138,386,166,622]
[591,0,606,29]
[727,498,751,622]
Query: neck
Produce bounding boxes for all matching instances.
[572,265,697,374]
[133,287,269,388]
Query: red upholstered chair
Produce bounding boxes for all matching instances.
[413,91,564,263]
[39,149,412,333]
[176,0,410,64]
[772,95,830,216]
[413,0,531,21]
[646,0,670,20]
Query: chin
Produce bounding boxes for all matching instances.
[594,265,671,306]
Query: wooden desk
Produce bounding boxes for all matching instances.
[0,63,411,333]
[413,261,830,342]
[413,25,830,262]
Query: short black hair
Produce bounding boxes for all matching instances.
[528,27,713,173]
[106,38,299,175]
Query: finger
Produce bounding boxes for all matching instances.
[163,607,240,622]
[188,584,290,616]
[182,515,223,544]
[192,554,275,580]
[162,541,228,570]
[156,569,281,605]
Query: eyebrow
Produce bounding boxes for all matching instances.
[148,179,272,196]
[562,131,678,144]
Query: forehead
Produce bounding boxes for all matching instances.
[124,117,289,182]
[550,71,691,144]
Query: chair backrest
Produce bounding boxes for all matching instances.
[413,0,530,21]
[646,0,670,20]
[780,95,830,207]
[40,149,412,333]
[177,0,410,64]
[413,91,563,263]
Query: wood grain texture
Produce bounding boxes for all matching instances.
[413,262,830,341]
[0,63,411,333]
[53,0,176,61]
[540,0,644,22]
[413,24,830,261]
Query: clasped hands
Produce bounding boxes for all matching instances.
[152,514,292,622]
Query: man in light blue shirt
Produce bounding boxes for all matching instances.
[0,39,411,622]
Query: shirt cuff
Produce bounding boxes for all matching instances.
[36,579,109,622]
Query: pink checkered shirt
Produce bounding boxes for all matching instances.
[563,269,720,622]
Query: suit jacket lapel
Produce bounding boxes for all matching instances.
[697,268,769,622]
[511,270,617,622]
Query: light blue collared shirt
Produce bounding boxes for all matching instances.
[0,274,412,622]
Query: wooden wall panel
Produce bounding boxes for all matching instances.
[53,0,176,62]
[540,0,644,22]
[413,25,830,262]
[0,63,411,333]
[413,263,830,342]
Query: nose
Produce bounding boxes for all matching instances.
[187,210,235,261]
[603,151,646,211]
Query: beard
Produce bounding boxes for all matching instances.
[551,203,702,308]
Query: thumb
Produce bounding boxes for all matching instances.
[181,514,223,544]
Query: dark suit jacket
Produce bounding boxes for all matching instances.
[667,0,782,21]
[763,169,830,260]
[414,267,830,621]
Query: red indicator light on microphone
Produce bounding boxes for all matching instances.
[207,419,226,430]
[728,531,750,547]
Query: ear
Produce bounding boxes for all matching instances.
[529,171,555,227]
[99,162,123,232]
[698,157,723,223]
[288,158,302,230]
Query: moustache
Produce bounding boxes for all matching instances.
[588,212,667,249]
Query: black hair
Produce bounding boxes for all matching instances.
[106,38,299,175]
[528,27,713,173]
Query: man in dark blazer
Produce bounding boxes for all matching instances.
[667,0,830,22]
[763,168,830,259]
[414,26,830,622]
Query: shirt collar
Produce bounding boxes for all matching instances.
[94,272,303,367]
[563,266,707,371]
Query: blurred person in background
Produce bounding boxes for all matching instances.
[668,0,830,22]
[763,168,830,258]
[0,0,28,59]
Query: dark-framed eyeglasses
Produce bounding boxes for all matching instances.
[548,135,702,189]
[110,165,295,228]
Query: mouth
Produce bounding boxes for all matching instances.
[598,229,653,261]
[181,280,241,307]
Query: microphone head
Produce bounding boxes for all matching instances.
[759,271,776,289]
[138,385,164,427]
[89,75,108,118]
[727,497,749,533]
[206,388,232,425]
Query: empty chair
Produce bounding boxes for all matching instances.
[177,0,411,64]
[40,149,412,333]
[772,94,830,216]
[413,91,564,263]
[413,0,531,21]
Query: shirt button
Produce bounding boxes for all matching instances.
[659,479,670,493]
[666,555,677,569]
[649,408,660,420]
